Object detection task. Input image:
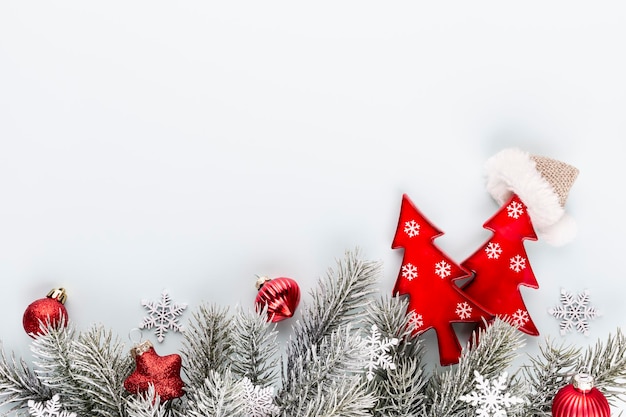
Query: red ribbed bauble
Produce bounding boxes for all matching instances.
[22,288,68,337]
[255,276,300,322]
[123,340,185,401]
[552,373,610,417]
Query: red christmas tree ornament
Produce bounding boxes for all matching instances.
[123,340,185,401]
[552,373,610,417]
[392,194,491,366]
[255,276,300,322]
[461,148,579,336]
[22,288,69,337]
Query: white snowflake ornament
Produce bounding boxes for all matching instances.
[460,371,524,417]
[241,377,280,417]
[140,290,188,342]
[549,289,600,336]
[28,394,76,417]
[364,324,399,381]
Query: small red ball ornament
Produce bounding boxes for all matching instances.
[123,340,185,401]
[552,373,610,417]
[255,276,300,322]
[22,288,69,337]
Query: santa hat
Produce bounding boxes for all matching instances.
[485,148,579,246]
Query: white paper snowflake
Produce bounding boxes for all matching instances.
[509,255,526,273]
[28,394,76,417]
[241,377,280,417]
[408,311,424,331]
[140,290,188,342]
[404,219,420,237]
[506,201,524,219]
[549,289,600,336]
[364,324,399,381]
[434,260,451,278]
[484,242,502,259]
[456,302,473,319]
[509,309,529,328]
[401,263,418,281]
[460,371,524,417]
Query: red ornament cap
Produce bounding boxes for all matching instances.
[552,373,610,417]
[22,288,69,337]
[255,276,300,322]
[124,340,185,401]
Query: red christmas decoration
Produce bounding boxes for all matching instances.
[552,373,610,417]
[392,194,491,366]
[123,340,185,401]
[255,276,300,322]
[461,194,540,335]
[22,288,69,337]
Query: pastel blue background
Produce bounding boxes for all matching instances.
[1,2,625,412]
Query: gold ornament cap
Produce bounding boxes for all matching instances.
[572,373,594,393]
[46,288,67,304]
[255,276,272,290]
[130,340,153,358]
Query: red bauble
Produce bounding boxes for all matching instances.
[255,276,300,322]
[124,340,185,401]
[22,288,69,337]
[552,373,610,417]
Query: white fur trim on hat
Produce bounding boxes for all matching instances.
[485,148,576,245]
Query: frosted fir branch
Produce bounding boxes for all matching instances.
[230,307,279,387]
[278,325,367,415]
[284,250,379,378]
[579,328,626,404]
[70,325,134,417]
[125,384,169,417]
[185,369,245,417]
[364,296,428,417]
[180,304,233,388]
[294,378,376,417]
[521,339,580,416]
[0,344,51,413]
[426,319,525,417]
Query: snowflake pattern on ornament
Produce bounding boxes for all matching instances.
[509,255,526,273]
[364,324,399,381]
[241,377,280,417]
[27,394,76,417]
[548,289,600,336]
[460,371,524,417]
[484,242,502,259]
[455,302,472,319]
[404,219,420,237]
[401,263,418,281]
[408,311,424,331]
[506,201,524,219]
[140,290,188,342]
[434,260,451,278]
[509,309,530,328]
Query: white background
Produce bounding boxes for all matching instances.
[1,0,625,408]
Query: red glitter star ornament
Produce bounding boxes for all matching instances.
[123,340,184,401]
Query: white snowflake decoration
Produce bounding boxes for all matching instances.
[549,289,600,336]
[455,302,473,319]
[434,260,451,278]
[460,371,524,417]
[401,263,418,281]
[484,242,502,259]
[506,201,524,219]
[364,324,399,381]
[509,255,526,273]
[509,309,530,328]
[408,311,424,331]
[404,219,420,237]
[28,394,76,417]
[241,377,280,417]
[140,290,188,342]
